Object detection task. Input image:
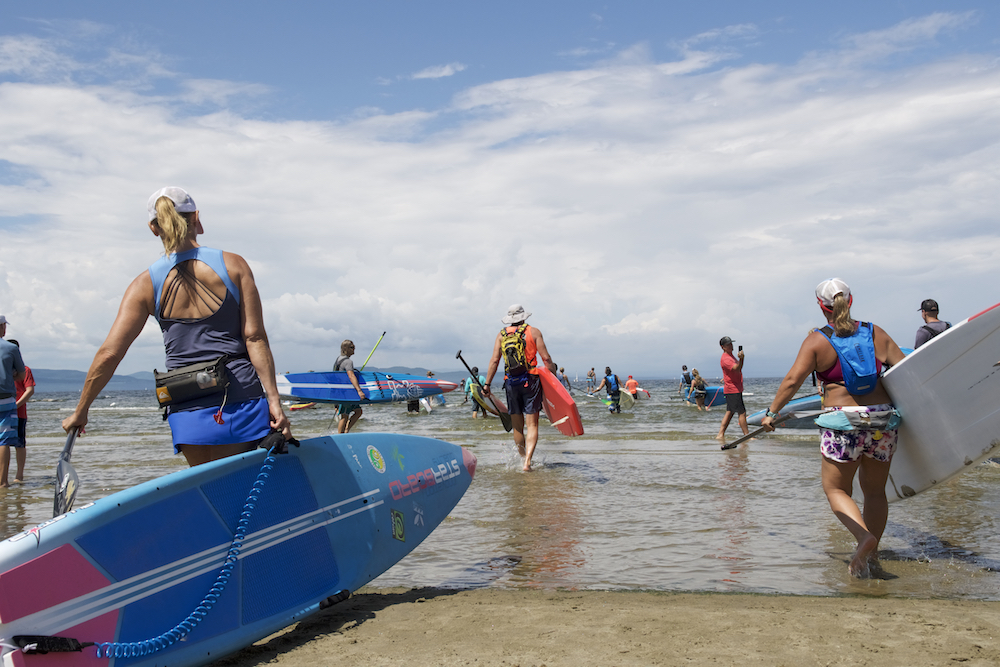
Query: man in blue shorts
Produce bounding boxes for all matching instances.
[0,316,26,488]
[484,304,557,471]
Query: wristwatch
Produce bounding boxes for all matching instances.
[765,410,779,419]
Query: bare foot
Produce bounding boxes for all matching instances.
[715,433,725,441]
[0,482,8,489]
[522,463,533,472]
[13,478,23,484]
[850,535,878,578]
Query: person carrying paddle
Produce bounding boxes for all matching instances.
[760,278,905,578]
[484,304,557,471]
[62,187,291,466]
[464,366,488,418]
[334,340,367,433]
[593,367,623,413]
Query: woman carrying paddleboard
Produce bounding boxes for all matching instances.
[760,278,905,578]
[62,187,291,466]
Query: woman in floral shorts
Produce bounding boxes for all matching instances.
[760,279,906,579]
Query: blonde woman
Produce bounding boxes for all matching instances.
[689,369,708,411]
[63,187,291,466]
[761,278,904,577]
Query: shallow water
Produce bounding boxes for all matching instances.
[3,379,999,599]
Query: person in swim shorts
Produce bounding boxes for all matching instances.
[760,278,906,578]
[484,304,558,471]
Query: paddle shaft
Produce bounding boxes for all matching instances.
[456,350,513,432]
[359,331,386,372]
[721,413,792,450]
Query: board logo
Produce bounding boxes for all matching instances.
[367,445,386,473]
[391,509,405,542]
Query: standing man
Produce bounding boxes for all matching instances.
[716,336,749,440]
[333,339,366,433]
[0,315,26,488]
[586,368,596,392]
[625,375,639,400]
[915,299,951,349]
[594,367,624,413]
[559,367,572,392]
[6,340,34,484]
[484,304,557,471]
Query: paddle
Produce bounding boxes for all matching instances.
[358,331,386,372]
[456,350,513,432]
[53,427,81,517]
[721,414,792,450]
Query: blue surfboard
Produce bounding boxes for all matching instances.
[277,371,458,405]
[682,384,725,408]
[0,434,476,667]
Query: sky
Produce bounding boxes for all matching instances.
[1,1,999,380]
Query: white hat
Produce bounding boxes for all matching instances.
[147,187,197,222]
[502,304,531,325]
[815,278,851,308]
[0,315,7,326]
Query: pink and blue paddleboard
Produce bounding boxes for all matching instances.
[0,433,476,666]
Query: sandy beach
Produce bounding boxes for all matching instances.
[215,587,1000,666]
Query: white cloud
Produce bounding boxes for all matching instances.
[411,62,466,79]
[1,13,998,380]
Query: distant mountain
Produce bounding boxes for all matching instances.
[30,369,155,393]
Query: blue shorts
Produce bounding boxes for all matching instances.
[167,397,270,454]
[0,402,17,447]
[504,374,543,415]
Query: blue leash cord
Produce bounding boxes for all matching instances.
[94,449,278,659]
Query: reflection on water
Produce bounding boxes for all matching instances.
[5,381,1000,600]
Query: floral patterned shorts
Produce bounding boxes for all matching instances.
[819,404,898,463]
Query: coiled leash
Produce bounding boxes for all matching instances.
[13,431,299,660]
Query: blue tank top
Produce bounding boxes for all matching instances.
[148,247,262,407]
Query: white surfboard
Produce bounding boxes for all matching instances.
[881,301,1000,502]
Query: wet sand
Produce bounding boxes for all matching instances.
[215,587,1000,666]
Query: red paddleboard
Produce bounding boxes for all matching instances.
[536,366,584,436]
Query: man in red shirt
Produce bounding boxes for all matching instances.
[716,336,749,441]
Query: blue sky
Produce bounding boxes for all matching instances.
[1,2,999,379]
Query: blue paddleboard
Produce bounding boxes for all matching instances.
[0,434,476,667]
[277,371,458,405]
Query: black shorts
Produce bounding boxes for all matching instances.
[17,417,27,447]
[724,393,746,415]
[504,374,543,415]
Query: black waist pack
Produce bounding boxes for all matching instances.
[154,355,230,407]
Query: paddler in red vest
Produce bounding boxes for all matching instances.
[484,304,558,471]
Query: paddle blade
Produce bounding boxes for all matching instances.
[54,459,80,516]
[53,428,80,517]
[498,410,513,432]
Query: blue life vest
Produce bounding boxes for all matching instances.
[605,374,619,393]
[817,322,879,396]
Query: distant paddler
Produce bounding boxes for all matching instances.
[484,304,558,471]
[760,278,905,578]
[593,367,623,413]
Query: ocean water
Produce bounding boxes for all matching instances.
[3,378,1000,600]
